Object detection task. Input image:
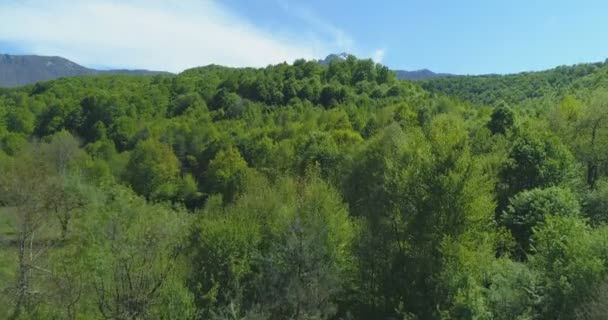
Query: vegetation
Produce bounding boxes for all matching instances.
[2,55,608,319]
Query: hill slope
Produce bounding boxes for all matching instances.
[421,61,608,106]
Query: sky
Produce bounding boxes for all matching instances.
[1,0,607,74]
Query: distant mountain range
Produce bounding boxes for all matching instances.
[0,54,171,87]
[0,53,454,87]
[318,53,457,81]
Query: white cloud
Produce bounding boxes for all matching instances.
[275,0,355,52]
[371,49,386,63]
[0,0,353,72]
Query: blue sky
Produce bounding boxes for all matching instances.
[1,0,607,74]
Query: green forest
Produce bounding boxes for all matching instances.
[2,55,608,319]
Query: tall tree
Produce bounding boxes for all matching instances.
[124,139,180,200]
[0,152,60,319]
[83,186,194,319]
[190,171,356,319]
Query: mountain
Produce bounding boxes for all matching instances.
[318,52,349,66]
[318,53,455,81]
[394,69,457,81]
[1,52,457,87]
[0,54,171,87]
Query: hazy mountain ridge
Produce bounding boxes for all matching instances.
[394,68,457,81]
[1,52,459,88]
[5,53,602,89]
[0,54,171,87]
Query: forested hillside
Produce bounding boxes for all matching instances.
[422,60,608,107]
[1,55,608,319]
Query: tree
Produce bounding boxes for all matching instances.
[375,64,394,84]
[40,130,83,176]
[550,91,608,188]
[320,83,348,108]
[78,185,194,319]
[211,88,242,111]
[79,94,129,143]
[0,151,63,319]
[576,92,608,188]
[124,139,180,199]
[109,116,137,151]
[298,78,321,102]
[487,103,515,135]
[343,123,410,316]
[583,179,608,225]
[168,92,208,117]
[576,280,608,320]
[0,133,27,156]
[295,131,343,180]
[189,171,356,319]
[497,128,577,212]
[501,186,580,258]
[417,115,496,318]
[344,116,496,318]
[530,215,608,319]
[485,259,537,320]
[5,108,34,135]
[254,170,356,319]
[351,59,376,84]
[205,146,248,203]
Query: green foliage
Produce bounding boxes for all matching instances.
[485,259,537,320]
[189,171,356,319]
[497,127,578,211]
[206,146,249,203]
[576,280,608,320]
[5,107,35,135]
[75,185,194,319]
[0,132,27,156]
[488,103,515,135]
[423,62,608,106]
[39,130,84,174]
[345,114,496,318]
[1,55,608,319]
[0,138,193,319]
[212,88,242,111]
[169,92,208,117]
[583,179,608,225]
[549,91,608,187]
[177,173,203,209]
[530,215,608,319]
[501,186,580,257]
[109,115,137,151]
[124,139,180,199]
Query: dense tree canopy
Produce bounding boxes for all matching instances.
[1,56,608,319]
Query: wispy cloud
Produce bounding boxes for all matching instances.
[275,0,355,52]
[371,49,386,63]
[0,0,352,72]
[274,0,386,64]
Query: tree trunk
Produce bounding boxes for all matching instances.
[11,228,29,320]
